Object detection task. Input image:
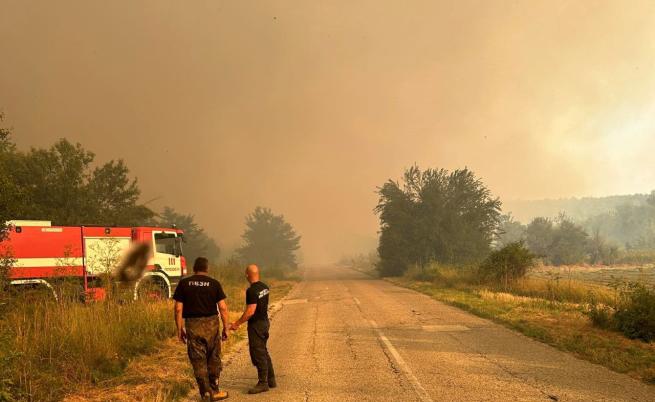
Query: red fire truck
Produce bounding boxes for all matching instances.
[0,220,187,300]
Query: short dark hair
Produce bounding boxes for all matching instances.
[193,257,209,273]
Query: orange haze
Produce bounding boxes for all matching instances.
[2,1,655,262]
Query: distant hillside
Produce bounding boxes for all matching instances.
[503,193,653,223]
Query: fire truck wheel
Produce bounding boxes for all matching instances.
[135,276,169,301]
[12,282,58,302]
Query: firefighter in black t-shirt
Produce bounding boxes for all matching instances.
[229,264,275,394]
[173,257,230,401]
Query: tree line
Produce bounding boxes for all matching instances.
[374,164,655,279]
[497,193,655,266]
[0,113,300,273]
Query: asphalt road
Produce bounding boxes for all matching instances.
[218,265,655,402]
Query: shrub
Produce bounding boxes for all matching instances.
[0,251,14,305]
[587,303,615,329]
[404,264,438,282]
[614,283,655,342]
[404,262,477,288]
[479,242,535,287]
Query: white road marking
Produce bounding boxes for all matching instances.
[282,298,308,305]
[368,319,434,402]
[422,324,470,332]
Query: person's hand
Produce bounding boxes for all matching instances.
[222,328,229,341]
[229,322,240,331]
[178,327,187,344]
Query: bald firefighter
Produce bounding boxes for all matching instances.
[174,257,230,401]
[229,264,276,394]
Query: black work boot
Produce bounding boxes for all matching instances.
[249,368,269,394]
[248,382,269,394]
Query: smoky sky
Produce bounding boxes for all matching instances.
[2,1,655,262]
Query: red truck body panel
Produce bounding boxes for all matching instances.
[0,221,186,300]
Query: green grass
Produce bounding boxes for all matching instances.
[389,277,655,384]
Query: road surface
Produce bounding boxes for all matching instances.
[218,265,654,401]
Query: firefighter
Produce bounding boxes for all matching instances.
[229,264,276,394]
[173,257,230,401]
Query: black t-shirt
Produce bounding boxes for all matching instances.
[173,274,226,319]
[246,281,270,323]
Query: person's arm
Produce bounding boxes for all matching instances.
[229,304,257,330]
[174,301,186,343]
[218,299,229,340]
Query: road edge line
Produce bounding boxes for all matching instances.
[368,319,434,402]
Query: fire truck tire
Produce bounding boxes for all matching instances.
[134,274,170,301]
[10,279,58,301]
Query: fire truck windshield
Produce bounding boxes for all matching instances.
[155,233,178,255]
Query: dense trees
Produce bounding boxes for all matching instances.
[525,217,554,258]
[0,128,154,226]
[237,207,301,269]
[524,216,590,265]
[548,218,589,265]
[158,207,220,264]
[375,166,501,276]
[496,214,527,247]
[582,192,655,250]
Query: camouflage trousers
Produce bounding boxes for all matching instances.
[186,316,223,397]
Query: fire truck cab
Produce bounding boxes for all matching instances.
[1,220,187,301]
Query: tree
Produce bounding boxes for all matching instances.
[2,136,154,226]
[549,217,589,265]
[581,191,655,250]
[375,166,501,276]
[587,228,619,265]
[237,207,301,269]
[479,242,535,287]
[86,160,154,226]
[158,207,220,264]
[525,215,590,265]
[525,217,554,258]
[496,214,527,248]
[0,112,19,239]
[0,113,17,301]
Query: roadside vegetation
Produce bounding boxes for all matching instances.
[0,115,302,401]
[365,165,655,384]
[61,280,295,402]
[0,263,296,402]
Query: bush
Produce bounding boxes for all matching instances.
[479,242,535,287]
[614,283,655,342]
[404,262,477,288]
[587,303,615,329]
[404,264,438,282]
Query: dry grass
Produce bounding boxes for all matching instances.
[1,298,173,401]
[531,264,655,287]
[0,280,295,402]
[61,281,294,402]
[390,277,655,384]
[501,276,616,305]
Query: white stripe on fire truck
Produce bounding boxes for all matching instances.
[13,257,84,268]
